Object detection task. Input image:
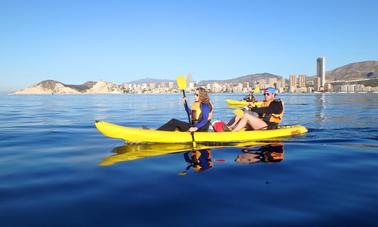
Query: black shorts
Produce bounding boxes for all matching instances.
[266,122,279,130]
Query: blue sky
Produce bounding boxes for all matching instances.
[0,0,377,91]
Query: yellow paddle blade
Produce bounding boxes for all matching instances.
[253,86,260,93]
[176,76,187,90]
[233,109,244,118]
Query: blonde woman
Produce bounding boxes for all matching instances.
[158,87,213,132]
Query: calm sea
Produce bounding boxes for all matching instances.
[1,93,377,226]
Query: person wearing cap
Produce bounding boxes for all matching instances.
[235,143,284,164]
[230,87,284,131]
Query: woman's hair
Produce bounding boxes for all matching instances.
[196,87,211,104]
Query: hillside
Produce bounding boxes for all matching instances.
[198,73,282,85]
[327,61,378,81]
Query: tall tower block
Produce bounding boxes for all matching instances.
[317,57,326,88]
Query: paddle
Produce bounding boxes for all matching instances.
[176,75,197,147]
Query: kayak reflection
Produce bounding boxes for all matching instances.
[99,142,283,168]
[99,143,201,166]
[99,141,262,166]
[235,143,284,164]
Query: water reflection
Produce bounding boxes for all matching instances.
[180,149,214,175]
[235,143,284,164]
[315,93,326,125]
[99,142,284,171]
[99,143,199,166]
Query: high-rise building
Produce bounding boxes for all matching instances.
[299,75,306,88]
[317,57,326,89]
[275,78,284,91]
[289,75,297,93]
[314,77,321,92]
[289,75,297,90]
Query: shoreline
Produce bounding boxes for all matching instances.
[6,91,378,96]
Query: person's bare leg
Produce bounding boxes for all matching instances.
[245,115,268,130]
[228,116,241,128]
[232,113,267,131]
[232,115,249,131]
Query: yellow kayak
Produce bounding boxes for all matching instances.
[95,121,308,144]
[99,141,266,166]
[225,99,248,106]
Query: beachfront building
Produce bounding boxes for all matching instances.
[257,79,266,89]
[299,75,306,88]
[314,77,321,92]
[289,74,297,92]
[275,79,285,92]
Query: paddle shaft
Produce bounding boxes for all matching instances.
[182,90,192,124]
[181,90,196,146]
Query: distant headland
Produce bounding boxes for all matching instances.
[13,60,378,94]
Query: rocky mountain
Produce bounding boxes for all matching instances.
[326,60,378,81]
[85,81,122,94]
[14,80,123,94]
[14,80,80,94]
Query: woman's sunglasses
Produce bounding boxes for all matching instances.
[264,93,271,96]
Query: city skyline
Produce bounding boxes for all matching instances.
[14,56,378,94]
[1,0,378,92]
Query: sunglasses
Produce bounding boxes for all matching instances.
[264,93,271,96]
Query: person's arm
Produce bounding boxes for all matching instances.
[193,103,210,129]
[251,101,283,115]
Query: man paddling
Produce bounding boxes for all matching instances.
[226,87,284,131]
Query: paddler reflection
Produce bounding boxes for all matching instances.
[180,149,214,174]
[235,143,284,164]
[99,142,283,171]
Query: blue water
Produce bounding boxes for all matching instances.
[1,93,377,226]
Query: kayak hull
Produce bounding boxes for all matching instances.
[95,121,308,144]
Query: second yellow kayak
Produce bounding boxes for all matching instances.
[225,99,248,106]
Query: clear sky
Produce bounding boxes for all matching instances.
[1,0,377,91]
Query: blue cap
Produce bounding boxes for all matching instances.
[265,87,277,94]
